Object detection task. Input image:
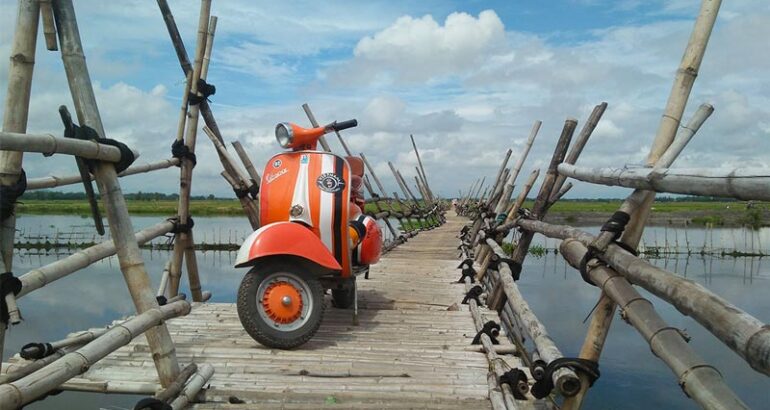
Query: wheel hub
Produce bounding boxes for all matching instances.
[261,281,303,324]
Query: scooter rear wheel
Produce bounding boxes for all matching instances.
[237,261,324,349]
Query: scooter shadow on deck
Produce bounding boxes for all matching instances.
[289,288,405,350]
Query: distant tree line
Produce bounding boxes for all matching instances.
[23,190,225,201]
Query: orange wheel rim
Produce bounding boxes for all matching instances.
[261,281,304,324]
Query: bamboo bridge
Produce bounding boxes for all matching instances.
[1,0,769,409]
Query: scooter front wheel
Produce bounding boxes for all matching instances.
[237,261,325,349]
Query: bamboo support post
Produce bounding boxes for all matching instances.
[0,300,191,409]
[154,363,197,403]
[301,103,332,152]
[360,154,409,227]
[410,134,434,202]
[169,363,215,410]
[548,103,607,203]
[484,238,580,397]
[489,119,576,310]
[26,158,180,190]
[19,326,110,360]
[494,120,540,213]
[203,126,258,195]
[157,260,172,298]
[231,141,261,184]
[501,169,540,226]
[559,239,747,409]
[39,0,57,50]
[0,0,41,356]
[220,171,260,229]
[18,220,173,297]
[169,3,213,300]
[52,0,180,385]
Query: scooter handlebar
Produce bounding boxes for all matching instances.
[330,119,358,132]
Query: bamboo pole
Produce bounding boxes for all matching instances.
[0,0,41,358]
[559,239,746,409]
[18,221,173,297]
[525,218,770,377]
[220,170,260,229]
[231,141,261,184]
[563,104,715,408]
[26,158,180,190]
[169,3,212,300]
[169,363,215,410]
[157,261,171,297]
[301,103,332,152]
[410,134,434,202]
[489,119,576,310]
[0,301,191,409]
[621,0,722,249]
[52,0,180,386]
[549,103,607,203]
[485,238,580,397]
[557,165,770,201]
[491,119,538,214]
[358,152,411,232]
[0,346,76,385]
[153,363,197,404]
[39,0,57,50]
[0,131,138,160]
[203,126,258,196]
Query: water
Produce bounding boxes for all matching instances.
[7,215,770,409]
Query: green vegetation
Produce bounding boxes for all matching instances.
[739,208,765,230]
[691,215,725,226]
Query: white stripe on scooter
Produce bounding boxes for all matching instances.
[319,154,334,252]
[290,154,313,227]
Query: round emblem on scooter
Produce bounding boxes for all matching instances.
[272,159,282,168]
[316,173,345,193]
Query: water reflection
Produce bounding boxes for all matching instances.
[8,215,770,409]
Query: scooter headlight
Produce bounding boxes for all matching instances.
[275,122,294,148]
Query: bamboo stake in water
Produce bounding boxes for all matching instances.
[52,0,180,386]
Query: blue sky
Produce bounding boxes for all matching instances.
[1,0,768,198]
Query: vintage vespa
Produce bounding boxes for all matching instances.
[234,119,382,348]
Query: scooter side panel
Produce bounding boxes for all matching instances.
[260,152,353,277]
[234,221,341,271]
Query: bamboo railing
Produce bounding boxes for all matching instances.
[453,2,768,408]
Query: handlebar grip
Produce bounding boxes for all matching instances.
[332,119,358,132]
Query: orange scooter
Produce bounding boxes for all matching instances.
[234,118,383,349]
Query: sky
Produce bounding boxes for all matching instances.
[1,0,768,199]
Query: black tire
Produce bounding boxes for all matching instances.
[237,261,325,349]
[331,278,356,309]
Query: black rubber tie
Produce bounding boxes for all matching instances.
[471,320,501,345]
[462,285,484,305]
[0,169,26,221]
[530,358,600,399]
[499,368,529,399]
[0,272,22,327]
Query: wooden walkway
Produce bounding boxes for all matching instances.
[38,216,527,408]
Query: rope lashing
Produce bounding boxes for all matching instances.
[0,169,27,220]
[187,79,216,106]
[499,368,529,399]
[134,397,172,410]
[61,113,135,173]
[171,139,197,167]
[472,320,501,345]
[462,285,484,305]
[601,211,631,240]
[530,357,600,399]
[487,253,519,273]
[0,272,22,327]
[168,216,195,235]
[20,342,55,360]
[233,180,259,200]
[456,258,476,283]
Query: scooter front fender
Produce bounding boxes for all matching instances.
[234,222,342,271]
